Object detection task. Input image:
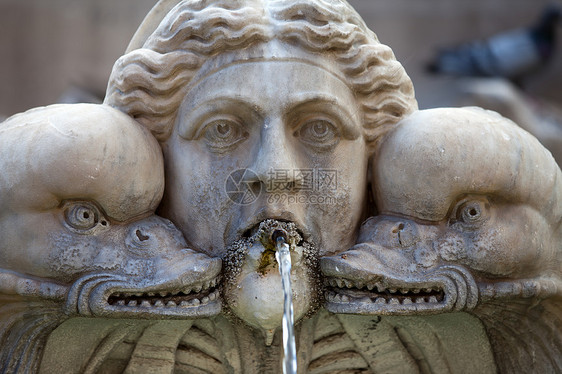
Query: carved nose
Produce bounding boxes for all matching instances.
[248,119,302,192]
[391,221,419,248]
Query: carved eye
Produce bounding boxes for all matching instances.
[63,201,108,231]
[295,119,340,150]
[453,199,489,226]
[202,119,248,152]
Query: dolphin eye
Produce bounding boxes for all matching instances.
[452,198,489,227]
[63,201,108,231]
[460,203,482,222]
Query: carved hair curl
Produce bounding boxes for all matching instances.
[105,0,418,147]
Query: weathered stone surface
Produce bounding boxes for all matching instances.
[322,107,562,372]
[0,103,221,372]
[1,1,560,373]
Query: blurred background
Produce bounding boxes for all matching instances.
[0,0,560,160]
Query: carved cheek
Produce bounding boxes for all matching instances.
[472,210,553,277]
[92,246,128,272]
[463,223,534,277]
[464,228,515,276]
[123,258,154,277]
[434,231,467,262]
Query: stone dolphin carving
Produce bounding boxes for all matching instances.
[321,107,562,372]
[0,104,221,372]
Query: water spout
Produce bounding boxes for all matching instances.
[275,230,297,374]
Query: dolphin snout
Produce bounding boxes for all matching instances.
[359,217,421,249]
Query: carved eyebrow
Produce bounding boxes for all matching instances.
[178,93,362,140]
[178,96,258,140]
[286,93,362,140]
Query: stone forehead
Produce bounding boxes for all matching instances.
[0,104,164,221]
[374,107,562,221]
[184,41,350,94]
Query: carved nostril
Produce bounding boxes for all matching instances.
[392,223,405,234]
[136,229,150,242]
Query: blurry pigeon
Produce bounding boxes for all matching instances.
[427,5,561,82]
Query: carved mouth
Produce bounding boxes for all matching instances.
[107,277,220,309]
[324,277,449,315]
[238,213,309,244]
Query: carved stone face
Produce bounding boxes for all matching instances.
[160,60,368,257]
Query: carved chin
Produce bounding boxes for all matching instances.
[226,265,315,331]
[223,220,320,332]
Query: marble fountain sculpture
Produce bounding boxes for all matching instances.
[0,0,560,373]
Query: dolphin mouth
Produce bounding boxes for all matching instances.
[323,277,450,315]
[106,276,220,310]
[68,271,223,318]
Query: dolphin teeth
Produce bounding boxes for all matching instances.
[183,288,192,295]
[202,296,210,304]
[203,281,210,290]
[141,300,151,308]
[147,292,155,297]
[210,278,217,287]
[389,288,397,293]
[193,284,203,293]
[159,292,168,297]
[389,298,400,305]
[117,300,126,306]
[336,279,344,288]
[374,297,386,305]
[399,289,408,294]
[167,301,177,307]
[343,279,353,288]
[375,284,385,292]
[340,295,350,302]
[355,282,364,289]
[415,298,425,304]
[180,301,190,307]
[326,292,335,301]
[412,289,421,294]
[154,300,165,307]
[192,299,201,306]
[209,292,217,301]
[128,300,137,307]
[134,293,143,297]
[334,294,342,302]
[424,288,433,293]
[367,283,375,291]
[429,296,438,303]
[329,279,338,287]
[403,298,413,305]
[359,297,371,303]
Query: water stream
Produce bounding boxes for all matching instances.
[275,235,297,374]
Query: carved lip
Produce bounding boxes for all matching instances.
[106,276,220,309]
[88,273,222,318]
[323,276,454,315]
[237,211,309,242]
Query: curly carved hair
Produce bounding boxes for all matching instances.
[104,0,418,147]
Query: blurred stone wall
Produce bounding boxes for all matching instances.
[0,0,560,117]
